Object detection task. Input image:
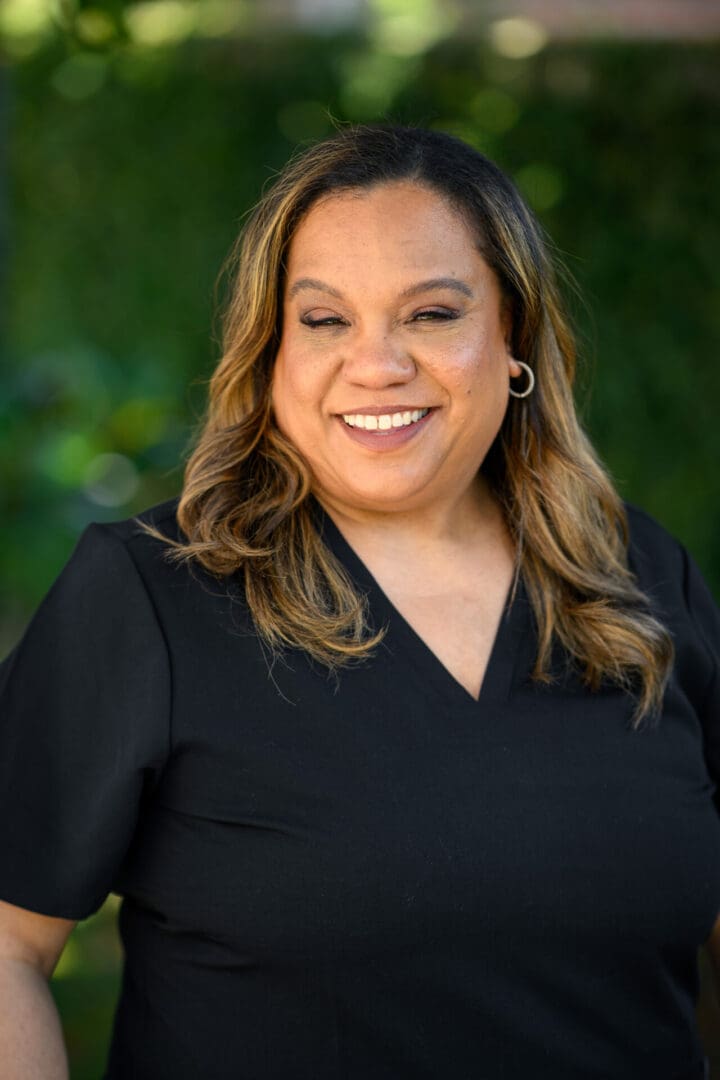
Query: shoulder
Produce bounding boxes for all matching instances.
[624,503,719,703]
[1,501,185,681]
[95,495,183,548]
[18,498,191,638]
[81,496,250,630]
[624,503,686,597]
[624,502,711,646]
[72,496,184,583]
[623,501,718,624]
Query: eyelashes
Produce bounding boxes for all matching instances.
[300,316,346,328]
[412,309,460,322]
[300,309,460,329]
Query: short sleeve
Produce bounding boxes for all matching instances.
[681,546,720,814]
[0,524,171,920]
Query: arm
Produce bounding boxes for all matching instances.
[0,899,76,1079]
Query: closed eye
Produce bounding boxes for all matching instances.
[300,315,347,328]
[300,308,459,328]
[411,308,460,322]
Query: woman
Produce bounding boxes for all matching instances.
[0,124,718,1078]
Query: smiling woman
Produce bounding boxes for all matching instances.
[0,125,718,1079]
[272,183,518,516]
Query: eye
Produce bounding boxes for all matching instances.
[300,314,347,328]
[410,307,459,322]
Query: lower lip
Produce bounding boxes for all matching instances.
[336,410,434,450]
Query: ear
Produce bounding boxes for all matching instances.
[508,355,523,379]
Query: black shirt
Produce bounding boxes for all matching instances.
[1,498,719,1078]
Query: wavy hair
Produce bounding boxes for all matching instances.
[142,124,672,722]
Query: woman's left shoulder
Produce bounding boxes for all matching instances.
[624,503,687,592]
[624,501,719,610]
[625,503,718,680]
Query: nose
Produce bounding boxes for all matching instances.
[342,327,416,388]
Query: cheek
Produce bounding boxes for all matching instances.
[271,348,328,443]
[270,352,297,436]
[272,346,305,408]
[438,339,508,397]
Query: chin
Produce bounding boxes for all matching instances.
[317,477,437,515]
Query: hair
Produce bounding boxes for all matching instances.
[141,123,672,723]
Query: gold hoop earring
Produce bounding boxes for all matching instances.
[508,361,535,399]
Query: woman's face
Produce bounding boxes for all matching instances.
[271,180,522,519]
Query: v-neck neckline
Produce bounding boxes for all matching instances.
[316,505,532,712]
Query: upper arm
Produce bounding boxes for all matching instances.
[0,898,76,980]
[0,523,171,920]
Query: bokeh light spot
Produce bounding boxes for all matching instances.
[489,17,548,60]
[75,7,118,46]
[194,1,248,38]
[84,453,140,507]
[125,0,198,46]
[0,0,54,55]
[370,0,457,57]
[0,0,52,37]
[515,162,564,211]
[34,431,97,488]
[51,53,108,101]
[339,51,417,116]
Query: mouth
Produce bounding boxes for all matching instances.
[340,407,431,432]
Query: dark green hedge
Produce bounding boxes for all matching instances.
[3,33,719,655]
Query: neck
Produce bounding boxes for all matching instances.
[316,474,505,552]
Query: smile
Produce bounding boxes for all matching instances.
[341,408,430,431]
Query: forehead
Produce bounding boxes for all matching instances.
[285,181,485,283]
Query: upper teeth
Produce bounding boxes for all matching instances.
[342,408,430,431]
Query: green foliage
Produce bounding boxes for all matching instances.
[4,33,718,654]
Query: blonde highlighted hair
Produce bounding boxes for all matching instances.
[143,124,672,722]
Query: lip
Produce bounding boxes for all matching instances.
[335,405,433,416]
[335,406,435,451]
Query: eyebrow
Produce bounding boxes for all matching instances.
[287,276,474,300]
[288,277,343,300]
[401,277,474,299]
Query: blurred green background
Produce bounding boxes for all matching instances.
[2,0,719,1075]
